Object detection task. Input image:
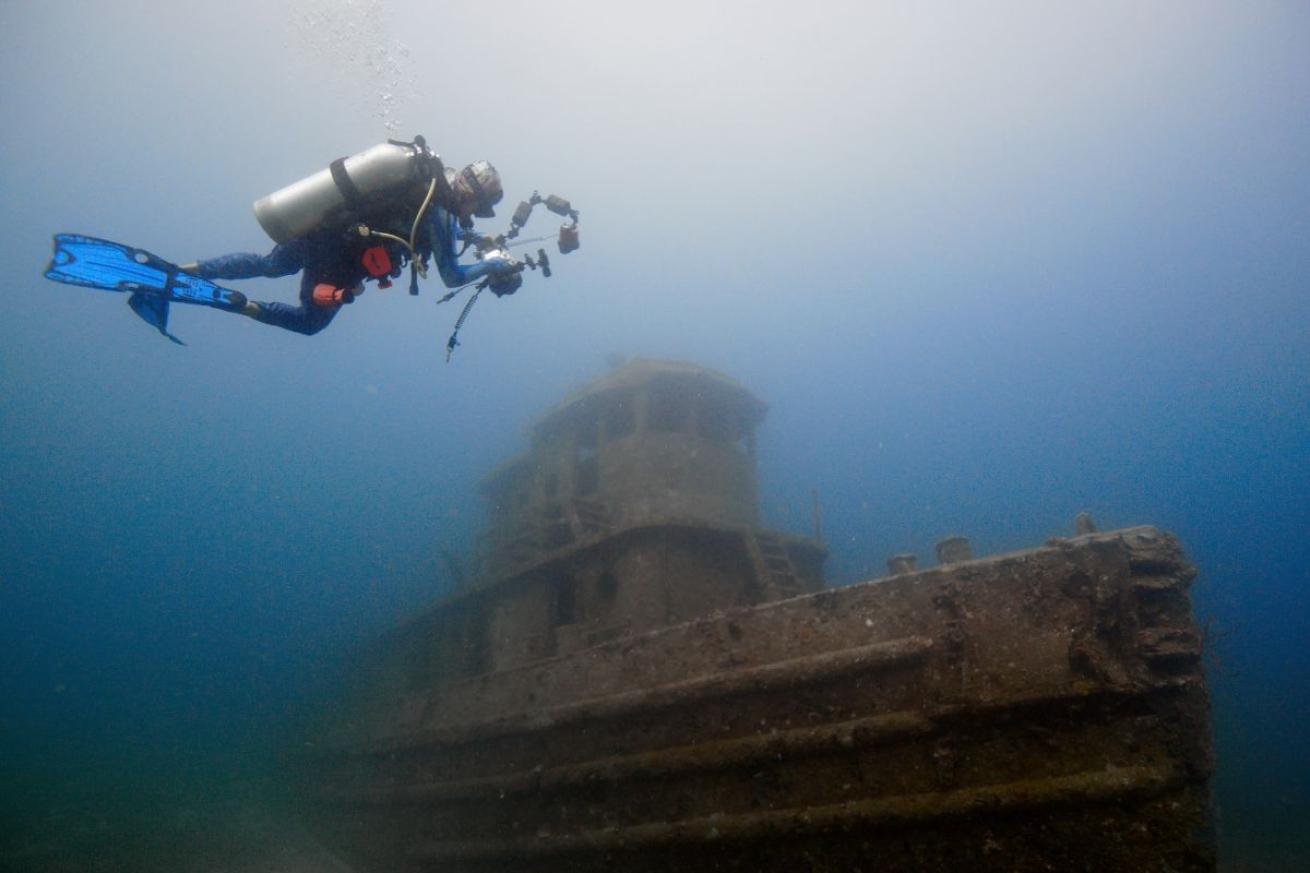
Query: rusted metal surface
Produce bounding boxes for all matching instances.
[410,765,1183,863]
[298,361,1214,872]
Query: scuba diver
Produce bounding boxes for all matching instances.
[44,136,580,350]
[180,155,520,336]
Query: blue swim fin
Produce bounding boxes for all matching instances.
[127,292,185,345]
[45,234,244,342]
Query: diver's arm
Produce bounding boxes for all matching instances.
[427,211,511,287]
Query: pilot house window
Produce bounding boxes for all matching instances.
[575,414,599,496]
[597,571,618,604]
[576,447,599,496]
[648,387,688,434]
[697,396,735,444]
[604,396,636,441]
[554,575,577,626]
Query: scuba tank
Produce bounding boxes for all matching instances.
[252,137,445,244]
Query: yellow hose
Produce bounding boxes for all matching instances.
[362,176,439,280]
[410,176,438,252]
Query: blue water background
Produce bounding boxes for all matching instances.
[2,2,1307,868]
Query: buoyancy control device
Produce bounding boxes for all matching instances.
[252,137,447,244]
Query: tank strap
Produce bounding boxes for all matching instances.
[427,154,457,207]
[329,158,368,212]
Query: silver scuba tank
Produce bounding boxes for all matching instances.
[253,140,438,244]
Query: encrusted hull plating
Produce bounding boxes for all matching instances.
[303,526,1213,872]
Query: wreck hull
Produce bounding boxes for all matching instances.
[304,526,1212,872]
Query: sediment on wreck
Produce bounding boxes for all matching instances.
[296,360,1214,873]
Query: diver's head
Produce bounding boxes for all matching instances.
[452,160,503,219]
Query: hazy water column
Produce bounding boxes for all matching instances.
[286,0,420,132]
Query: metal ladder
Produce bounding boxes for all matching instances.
[748,531,804,599]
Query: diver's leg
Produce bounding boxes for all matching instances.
[185,239,309,280]
[245,270,342,336]
[184,239,329,328]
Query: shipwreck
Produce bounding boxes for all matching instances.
[301,359,1214,872]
